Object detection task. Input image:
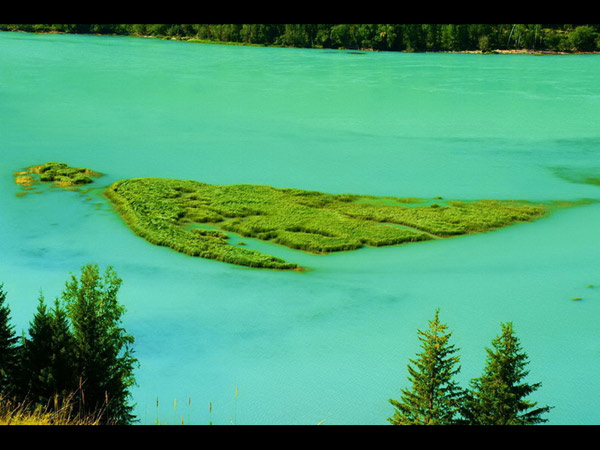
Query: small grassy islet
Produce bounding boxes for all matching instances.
[14,162,102,195]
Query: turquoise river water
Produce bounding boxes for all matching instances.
[1,31,599,425]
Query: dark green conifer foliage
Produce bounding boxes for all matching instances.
[20,295,78,408]
[461,322,552,425]
[0,284,20,398]
[62,265,137,425]
[388,309,464,425]
[20,294,54,404]
[47,298,78,400]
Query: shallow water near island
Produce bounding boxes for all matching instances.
[1,32,600,424]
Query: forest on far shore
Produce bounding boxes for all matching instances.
[1,24,599,53]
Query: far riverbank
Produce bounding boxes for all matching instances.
[2,25,600,55]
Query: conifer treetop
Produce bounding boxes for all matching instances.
[389,309,464,425]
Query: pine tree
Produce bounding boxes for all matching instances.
[0,284,20,398]
[462,322,552,425]
[62,264,137,424]
[388,309,464,425]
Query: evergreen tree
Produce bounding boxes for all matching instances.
[47,298,78,400]
[0,284,20,398]
[62,265,137,424]
[19,294,54,404]
[461,322,551,425]
[19,295,78,409]
[388,309,464,425]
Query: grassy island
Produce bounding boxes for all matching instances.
[104,178,548,270]
[14,162,101,194]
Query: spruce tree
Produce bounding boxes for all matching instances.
[0,284,20,398]
[62,264,137,424]
[20,294,54,405]
[462,322,551,425]
[47,298,78,401]
[388,309,464,425]
[20,294,78,409]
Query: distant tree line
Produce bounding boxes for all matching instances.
[0,265,137,425]
[389,310,552,425]
[1,24,599,52]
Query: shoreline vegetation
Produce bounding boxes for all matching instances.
[1,24,599,54]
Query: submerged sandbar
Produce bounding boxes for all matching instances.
[104,177,548,270]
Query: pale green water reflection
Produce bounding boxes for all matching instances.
[1,32,599,424]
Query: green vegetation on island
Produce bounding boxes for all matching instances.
[104,177,547,270]
[14,162,101,195]
[2,24,599,53]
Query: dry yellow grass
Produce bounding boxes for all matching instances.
[0,395,101,426]
[14,175,35,186]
